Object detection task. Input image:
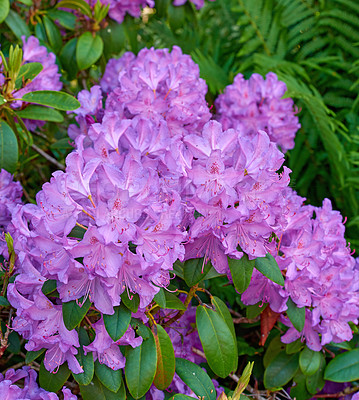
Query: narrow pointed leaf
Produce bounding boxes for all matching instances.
[286,298,305,332]
[103,304,131,342]
[25,348,45,364]
[62,297,91,331]
[264,352,299,388]
[73,328,94,385]
[21,90,80,111]
[15,106,64,122]
[0,0,10,23]
[153,324,175,390]
[183,257,211,287]
[43,15,62,53]
[154,288,166,308]
[324,349,359,382]
[95,360,123,393]
[56,0,92,18]
[228,255,254,293]
[5,10,30,39]
[175,358,216,400]
[15,63,43,89]
[0,120,18,173]
[163,291,186,310]
[196,305,236,378]
[39,361,70,392]
[76,32,104,70]
[254,253,284,286]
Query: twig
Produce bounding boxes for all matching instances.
[163,285,198,327]
[31,144,65,170]
[233,316,260,324]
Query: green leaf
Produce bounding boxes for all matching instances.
[43,15,62,53]
[15,106,64,122]
[183,257,212,287]
[5,10,30,39]
[264,352,299,388]
[125,326,157,399]
[121,291,139,313]
[80,375,125,400]
[56,0,92,18]
[286,298,305,332]
[163,291,186,310]
[41,279,57,295]
[62,297,91,331]
[15,62,43,89]
[175,358,216,400]
[0,0,10,24]
[153,324,175,390]
[299,347,322,376]
[228,255,254,293]
[324,349,359,382]
[0,95,6,105]
[306,355,325,394]
[21,90,80,111]
[39,360,71,392]
[47,10,77,30]
[7,331,20,354]
[0,120,18,173]
[0,296,10,306]
[25,348,45,364]
[73,328,94,385]
[196,305,236,378]
[76,32,104,70]
[103,304,131,342]
[286,339,304,355]
[170,395,195,400]
[153,288,166,308]
[211,296,238,372]
[95,360,123,393]
[60,38,78,80]
[254,253,284,286]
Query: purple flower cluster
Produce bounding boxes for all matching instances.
[172,0,215,9]
[242,189,359,350]
[0,367,76,399]
[215,72,301,152]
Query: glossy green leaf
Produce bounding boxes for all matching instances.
[153,288,166,308]
[80,375,125,400]
[39,360,71,392]
[76,32,104,70]
[169,395,195,400]
[0,120,18,173]
[0,0,10,25]
[211,296,238,371]
[264,352,299,388]
[254,253,284,286]
[60,38,78,80]
[62,297,91,331]
[95,361,123,393]
[246,302,266,319]
[25,348,45,364]
[15,106,64,122]
[73,328,94,385]
[103,304,131,342]
[56,0,92,18]
[43,16,62,53]
[8,331,20,354]
[196,305,236,378]
[228,254,254,293]
[299,347,322,376]
[183,257,211,287]
[125,326,157,399]
[41,280,57,295]
[324,349,359,382]
[5,10,30,39]
[306,355,325,394]
[100,20,125,59]
[286,298,305,332]
[286,339,304,354]
[121,291,139,313]
[15,62,43,89]
[21,91,80,111]
[291,371,311,400]
[153,324,175,390]
[164,291,186,310]
[175,358,216,400]
[0,296,10,306]
[47,9,77,30]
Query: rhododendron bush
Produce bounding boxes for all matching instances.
[0,1,359,399]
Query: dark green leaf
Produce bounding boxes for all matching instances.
[254,253,284,286]
[183,257,211,287]
[7,331,20,354]
[121,291,139,313]
[62,297,91,331]
[286,298,305,332]
[163,292,186,310]
[43,15,62,53]
[264,352,299,388]
[306,355,325,394]
[153,324,175,390]
[196,305,236,378]
[228,255,254,293]
[39,360,71,392]
[41,280,57,295]
[15,63,43,90]
[15,106,64,122]
[95,360,123,393]
[47,9,77,30]
[286,339,304,354]
[21,90,80,111]
[68,225,86,239]
[125,326,157,399]
[0,120,18,173]
[324,349,359,382]
[169,395,195,400]
[0,296,10,306]
[175,358,216,400]
[299,347,322,376]
[100,21,125,59]
[25,348,45,364]
[56,0,92,18]
[154,288,166,308]
[5,10,30,39]
[80,375,125,400]
[103,304,131,342]
[246,302,266,319]
[291,371,311,400]
[73,328,94,385]
[60,38,78,80]
[76,32,104,70]
[0,0,10,23]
